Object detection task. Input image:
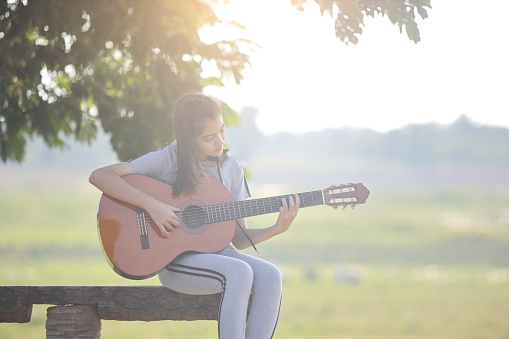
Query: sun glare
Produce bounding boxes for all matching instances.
[199,2,249,44]
[202,0,509,134]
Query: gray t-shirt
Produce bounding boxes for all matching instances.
[129,141,250,202]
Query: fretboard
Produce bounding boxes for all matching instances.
[204,190,324,224]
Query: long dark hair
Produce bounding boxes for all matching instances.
[172,92,228,195]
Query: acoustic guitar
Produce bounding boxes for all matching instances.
[97,175,370,280]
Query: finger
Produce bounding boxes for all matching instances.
[166,220,178,231]
[291,195,300,214]
[281,197,288,212]
[170,216,180,227]
[294,194,301,208]
[159,224,170,237]
[287,195,295,212]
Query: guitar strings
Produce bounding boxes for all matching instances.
[120,185,359,235]
[136,193,327,235]
[139,190,354,225]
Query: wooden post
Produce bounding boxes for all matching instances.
[46,305,101,339]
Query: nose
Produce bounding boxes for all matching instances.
[216,134,224,146]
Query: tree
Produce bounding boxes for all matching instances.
[1,0,248,162]
[0,0,430,163]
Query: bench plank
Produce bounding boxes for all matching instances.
[0,286,222,322]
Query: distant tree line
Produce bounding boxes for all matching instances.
[231,114,509,166]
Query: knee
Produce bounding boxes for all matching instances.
[265,263,283,286]
[226,260,254,294]
[255,262,282,292]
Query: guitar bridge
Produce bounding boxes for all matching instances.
[136,207,150,250]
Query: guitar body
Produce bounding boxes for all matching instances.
[97,175,235,280]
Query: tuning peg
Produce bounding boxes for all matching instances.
[351,204,356,210]
[342,205,347,210]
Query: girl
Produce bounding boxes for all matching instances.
[89,91,300,338]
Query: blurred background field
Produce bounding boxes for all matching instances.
[1,159,508,338]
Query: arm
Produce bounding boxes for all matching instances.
[232,194,300,250]
[89,162,180,236]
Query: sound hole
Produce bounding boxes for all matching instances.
[182,205,205,229]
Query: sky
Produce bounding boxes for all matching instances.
[201,0,509,134]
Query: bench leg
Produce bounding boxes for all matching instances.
[46,305,101,339]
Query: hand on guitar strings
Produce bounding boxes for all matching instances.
[147,200,180,237]
[275,194,300,235]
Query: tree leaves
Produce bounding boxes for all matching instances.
[302,0,431,45]
[0,0,251,162]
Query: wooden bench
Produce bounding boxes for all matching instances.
[0,286,225,338]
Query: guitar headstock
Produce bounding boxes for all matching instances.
[323,183,370,209]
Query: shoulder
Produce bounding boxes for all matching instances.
[129,141,178,179]
[160,141,178,159]
[221,151,250,200]
[222,151,243,171]
[220,151,246,183]
[142,141,177,161]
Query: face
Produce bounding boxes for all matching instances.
[195,115,225,161]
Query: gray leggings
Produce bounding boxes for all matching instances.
[158,245,282,339]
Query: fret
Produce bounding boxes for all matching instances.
[235,201,242,219]
[204,206,209,224]
[240,202,245,219]
[271,197,276,212]
[240,201,246,219]
[224,203,229,221]
[209,204,214,224]
[216,204,220,221]
[268,196,277,214]
[212,204,218,223]
[299,192,305,208]
[247,200,252,216]
[227,202,233,220]
[235,201,241,219]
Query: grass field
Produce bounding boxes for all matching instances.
[1,172,508,338]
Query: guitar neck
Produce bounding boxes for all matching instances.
[204,190,324,224]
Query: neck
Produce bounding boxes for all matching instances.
[204,190,325,224]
